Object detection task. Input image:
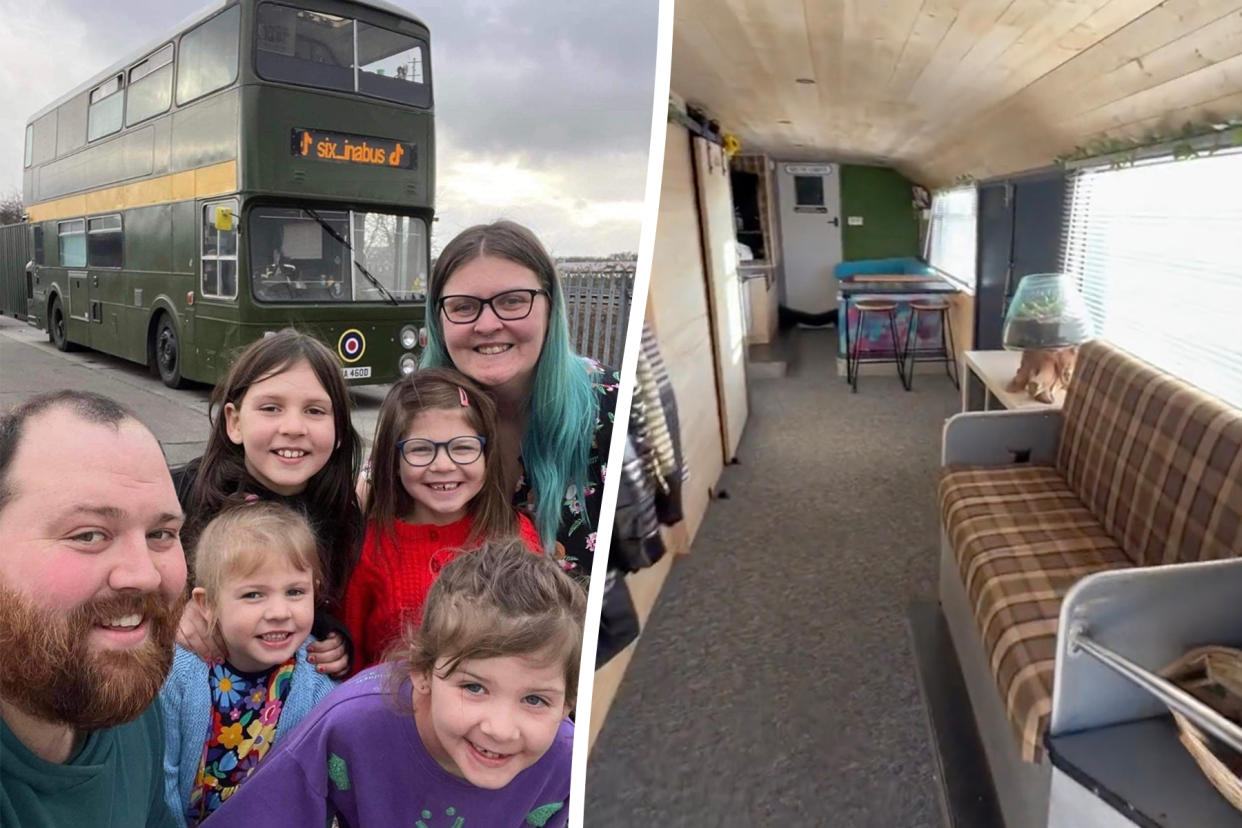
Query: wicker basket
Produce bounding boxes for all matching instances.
[1159,646,1242,812]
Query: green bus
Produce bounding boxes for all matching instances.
[19,0,432,387]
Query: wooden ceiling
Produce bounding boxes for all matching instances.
[672,0,1242,187]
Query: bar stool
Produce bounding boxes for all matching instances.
[847,298,908,392]
[903,299,959,389]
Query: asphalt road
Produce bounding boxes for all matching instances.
[0,314,390,468]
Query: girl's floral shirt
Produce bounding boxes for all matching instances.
[186,659,296,823]
[514,359,618,581]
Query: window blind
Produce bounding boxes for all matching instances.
[927,186,977,290]
[1062,152,1242,410]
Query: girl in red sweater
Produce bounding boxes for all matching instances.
[343,368,541,671]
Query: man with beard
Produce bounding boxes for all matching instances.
[0,390,186,827]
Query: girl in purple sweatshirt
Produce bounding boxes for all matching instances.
[209,538,583,827]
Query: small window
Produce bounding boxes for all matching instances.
[33,225,45,265]
[177,6,241,105]
[58,220,86,267]
[126,44,174,126]
[23,124,33,167]
[202,200,238,299]
[87,75,124,141]
[87,215,123,268]
[794,175,825,208]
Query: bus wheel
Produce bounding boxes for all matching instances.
[154,314,186,389]
[49,296,76,352]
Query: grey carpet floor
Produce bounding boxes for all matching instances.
[586,328,961,827]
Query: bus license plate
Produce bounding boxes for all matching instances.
[342,366,372,379]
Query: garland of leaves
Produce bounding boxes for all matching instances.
[1053,117,1242,169]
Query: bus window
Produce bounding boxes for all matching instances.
[177,5,240,106]
[87,75,124,142]
[87,216,123,268]
[23,125,32,168]
[202,200,239,299]
[256,5,354,94]
[249,206,426,303]
[30,111,56,167]
[33,226,44,266]
[255,4,431,107]
[58,220,86,268]
[126,44,174,126]
[357,23,426,105]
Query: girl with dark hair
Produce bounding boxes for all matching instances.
[417,220,619,578]
[174,329,365,677]
[343,367,541,672]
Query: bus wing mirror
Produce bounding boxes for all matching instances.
[214,207,235,232]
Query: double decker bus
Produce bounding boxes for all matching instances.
[18,0,432,387]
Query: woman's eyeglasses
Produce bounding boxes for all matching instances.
[438,289,548,324]
[397,435,486,467]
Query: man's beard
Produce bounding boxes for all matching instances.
[0,581,184,731]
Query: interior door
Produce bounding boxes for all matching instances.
[693,136,748,461]
[777,162,842,313]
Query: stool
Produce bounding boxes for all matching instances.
[847,298,908,392]
[902,299,959,389]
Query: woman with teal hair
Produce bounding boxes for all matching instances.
[420,219,618,577]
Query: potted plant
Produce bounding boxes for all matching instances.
[1002,273,1094,403]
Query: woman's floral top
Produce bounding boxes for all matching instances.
[514,359,618,580]
[186,659,296,823]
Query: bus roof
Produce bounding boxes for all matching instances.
[26,0,428,125]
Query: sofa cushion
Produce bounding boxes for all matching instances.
[1058,340,1242,566]
[940,464,1133,761]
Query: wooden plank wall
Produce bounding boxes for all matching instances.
[671,0,1242,187]
[588,121,727,753]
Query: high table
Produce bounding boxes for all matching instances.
[837,274,961,379]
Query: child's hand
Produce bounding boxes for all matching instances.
[308,632,349,678]
[176,601,224,662]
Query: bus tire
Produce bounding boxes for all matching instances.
[49,295,76,352]
[153,313,186,389]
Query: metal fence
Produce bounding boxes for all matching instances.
[0,222,31,319]
[560,262,635,369]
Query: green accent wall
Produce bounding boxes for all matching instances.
[839,165,919,261]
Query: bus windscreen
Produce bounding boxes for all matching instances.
[249,207,426,303]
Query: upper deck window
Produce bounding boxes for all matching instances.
[177,5,241,106]
[1062,152,1242,409]
[255,3,430,108]
[87,75,124,142]
[23,125,32,168]
[127,44,174,126]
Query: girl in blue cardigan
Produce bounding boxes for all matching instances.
[158,501,336,826]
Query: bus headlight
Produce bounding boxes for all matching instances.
[399,325,418,350]
[399,354,418,376]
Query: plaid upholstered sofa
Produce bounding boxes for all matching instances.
[936,339,1242,827]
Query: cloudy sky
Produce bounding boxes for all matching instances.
[0,0,657,256]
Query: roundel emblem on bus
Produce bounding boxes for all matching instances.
[338,329,366,363]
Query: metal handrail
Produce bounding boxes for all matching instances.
[1069,625,1242,754]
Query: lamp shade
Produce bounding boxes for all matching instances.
[1002,273,1094,350]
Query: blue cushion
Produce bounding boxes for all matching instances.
[833,257,932,278]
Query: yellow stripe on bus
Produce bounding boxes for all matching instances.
[26,160,238,222]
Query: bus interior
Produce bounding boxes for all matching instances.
[587,2,1242,827]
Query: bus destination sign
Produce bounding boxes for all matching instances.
[292,128,417,170]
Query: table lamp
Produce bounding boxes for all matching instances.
[1002,273,1095,403]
